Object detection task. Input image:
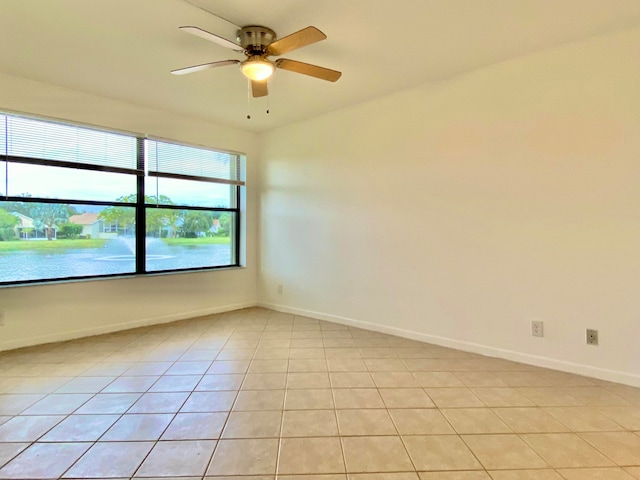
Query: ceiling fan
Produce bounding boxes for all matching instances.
[171,25,342,97]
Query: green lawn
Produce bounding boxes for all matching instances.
[162,237,231,246]
[0,239,108,252]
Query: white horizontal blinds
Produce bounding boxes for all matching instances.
[146,139,244,186]
[1,115,7,196]
[4,114,138,172]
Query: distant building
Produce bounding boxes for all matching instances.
[10,212,56,240]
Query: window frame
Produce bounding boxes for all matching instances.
[0,112,244,286]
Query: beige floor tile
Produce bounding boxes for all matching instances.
[0,415,64,441]
[626,467,640,479]
[413,372,465,387]
[285,389,335,409]
[365,359,408,372]
[0,442,90,479]
[521,433,615,468]
[6,377,69,395]
[493,408,569,433]
[288,373,332,389]
[222,410,282,438]
[442,408,511,434]
[580,432,640,466]
[242,373,287,390]
[248,359,289,373]
[55,376,115,393]
[403,435,482,471]
[102,375,159,393]
[101,413,173,440]
[419,472,490,480]
[0,393,45,415]
[75,392,141,414]
[487,471,563,480]
[425,388,485,408]
[181,391,236,412]
[455,372,508,388]
[325,348,363,359]
[517,388,583,407]
[196,374,244,391]
[563,387,631,406]
[390,408,455,435]
[472,388,535,407]
[360,348,398,359]
[123,362,172,376]
[0,416,9,427]
[21,393,93,415]
[149,374,202,392]
[372,372,420,388]
[136,440,216,477]
[179,348,220,361]
[342,436,414,473]
[557,468,637,479]
[463,434,548,470]
[234,389,285,411]
[289,359,329,372]
[378,388,434,408]
[217,349,255,360]
[327,359,368,372]
[352,473,418,480]
[333,389,385,409]
[337,409,397,435]
[207,360,250,374]
[282,410,339,436]
[162,412,228,440]
[330,373,376,388]
[279,437,346,474]
[79,363,131,377]
[40,414,119,441]
[596,406,640,430]
[0,443,29,469]
[324,339,358,348]
[544,407,625,432]
[128,392,189,413]
[290,348,326,359]
[207,438,278,475]
[165,361,212,375]
[495,372,553,387]
[64,441,153,478]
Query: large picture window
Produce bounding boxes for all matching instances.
[0,112,244,285]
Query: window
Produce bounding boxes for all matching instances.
[0,112,244,285]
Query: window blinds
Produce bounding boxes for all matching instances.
[145,139,245,186]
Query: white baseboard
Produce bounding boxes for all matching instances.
[259,301,640,388]
[0,300,257,352]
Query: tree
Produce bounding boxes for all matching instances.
[182,210,213,238]
[29,203,69,240]
[0,209,19,241]
[99,194,136,234]
[1,193,33,217]
[146,195,179,238]
[58,223,83,239]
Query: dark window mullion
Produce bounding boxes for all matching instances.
[136,138,146,274]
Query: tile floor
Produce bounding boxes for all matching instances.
[0,307,639,479]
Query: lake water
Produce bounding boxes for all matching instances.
[0,238,232,283]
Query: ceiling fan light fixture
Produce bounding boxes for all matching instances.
[241,57,275,81]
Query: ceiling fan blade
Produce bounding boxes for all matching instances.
[251,80,268,98]
[267,26,326,56]
[171,60,240,76]
[275,58,341,82]
[179,26,242,51]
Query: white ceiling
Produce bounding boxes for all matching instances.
[1,0,639,133]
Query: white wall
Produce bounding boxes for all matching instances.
[0,72,259,350]
[259,28,640,386]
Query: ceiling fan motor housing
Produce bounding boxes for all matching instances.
[237,26,276,56]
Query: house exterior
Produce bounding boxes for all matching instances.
[68,213,105,239]
[10,212,56,240]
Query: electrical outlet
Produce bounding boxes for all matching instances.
[277,284,283,294]
[0,311,4,326]
[586,329,598,345]
[531,320,544,337]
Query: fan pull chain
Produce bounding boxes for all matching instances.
[246,79,251,120]
[266,95,269,115]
